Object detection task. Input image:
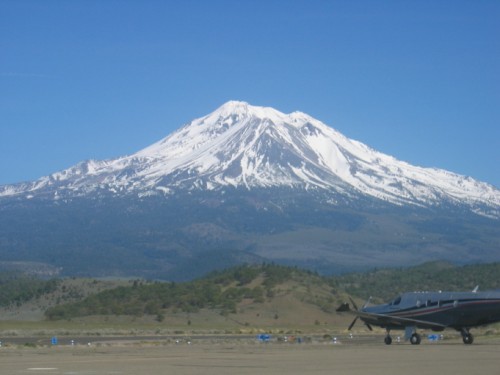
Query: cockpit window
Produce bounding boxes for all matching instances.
[391,296,402,306]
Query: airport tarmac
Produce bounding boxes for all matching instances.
[0,337,499,375]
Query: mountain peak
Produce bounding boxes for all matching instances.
[208,100,290,125]
[216,100,250,114]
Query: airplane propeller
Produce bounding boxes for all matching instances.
[347,297,373,331]
[347,316,359,331]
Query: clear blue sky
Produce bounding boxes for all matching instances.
[1,0,499,187]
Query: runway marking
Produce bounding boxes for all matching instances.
[27,369,58,371]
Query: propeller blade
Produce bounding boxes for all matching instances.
[362,297,372,309]
[348,297,359,311]
[346,296,372,331]
[348,317,358,331]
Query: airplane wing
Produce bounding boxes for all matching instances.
[354,310,447,330]
[337,302,447,330]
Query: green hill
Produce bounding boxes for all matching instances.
[0,272,59,307]
[2,262,499,328]
[44,264,345,326]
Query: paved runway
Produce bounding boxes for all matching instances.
[1,337,499,375]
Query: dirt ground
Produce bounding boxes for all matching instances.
[1,337,499,375]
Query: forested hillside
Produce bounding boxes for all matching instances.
[44,264,335,321]
[0,272,59,307]
[2,262,499,324]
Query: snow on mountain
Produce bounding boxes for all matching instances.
[1,101,499,216]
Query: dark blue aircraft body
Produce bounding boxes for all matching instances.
[337,289,500,344]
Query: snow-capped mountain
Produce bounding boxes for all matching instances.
[1,101,498,217]
[2,101,499,279]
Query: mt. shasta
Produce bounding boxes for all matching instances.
[1,101,499,279]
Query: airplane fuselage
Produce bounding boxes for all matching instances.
[362,290,500,331]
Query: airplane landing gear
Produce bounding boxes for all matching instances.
[384,329,392,345]
[461,329,474,344]
[410,333,421,345]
